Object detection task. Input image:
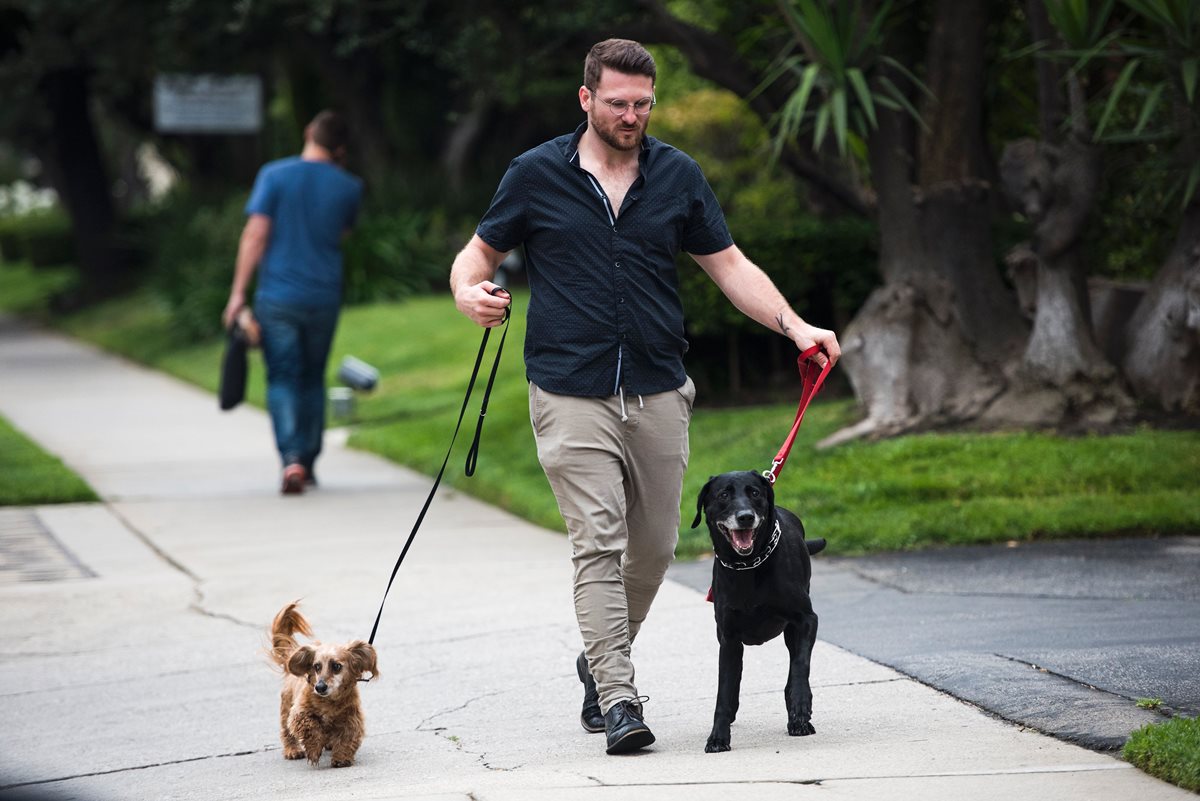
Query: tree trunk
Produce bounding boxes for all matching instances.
[823,0,1017,445]
[442,92,494,193]
[1121,203,1200,413]
[918,0,1025,359]
[36,67,123,296]
[1023,250,1107,383]
[990,1,1135,427]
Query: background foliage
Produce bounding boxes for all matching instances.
[1,0,1192,400]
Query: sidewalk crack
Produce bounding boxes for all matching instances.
[0,747,271,791]
[415,689,507,731]
[994,652,1175,716]
[416,690,523,772]
[104,502,199,582]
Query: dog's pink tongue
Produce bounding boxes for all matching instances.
[730,528,755,552]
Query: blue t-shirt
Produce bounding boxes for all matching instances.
[246,157,363,308]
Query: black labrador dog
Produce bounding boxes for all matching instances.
[692,470,826,753]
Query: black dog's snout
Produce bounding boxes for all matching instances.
[735,510,756,528]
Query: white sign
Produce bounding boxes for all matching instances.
[154,74,262,134]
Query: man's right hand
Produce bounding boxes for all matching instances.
[454,282,511,328]
[449,234,512,327]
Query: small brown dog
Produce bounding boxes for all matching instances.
[269,601,378,767]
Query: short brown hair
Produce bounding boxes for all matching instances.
[584,39,656,90]
[308,110,350,153]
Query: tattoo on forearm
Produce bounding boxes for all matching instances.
[775,312,791,336]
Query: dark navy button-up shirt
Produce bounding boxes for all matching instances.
[476,122,733,397]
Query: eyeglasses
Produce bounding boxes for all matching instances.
[589,90,656,117]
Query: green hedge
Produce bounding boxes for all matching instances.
[681,215,877,335]
[678,215,878,396]
[141,191,458,343]
[147,193,246,342]
[341,208,456,304]
[0,208,75,267]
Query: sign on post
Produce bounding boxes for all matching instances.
[153,74,262,134]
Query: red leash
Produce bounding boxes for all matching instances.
[704,346,832,603]
[762,345,833,485]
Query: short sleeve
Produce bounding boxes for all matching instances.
[475,157,528,252]
[245,166,277,218]
[681,161,733,256]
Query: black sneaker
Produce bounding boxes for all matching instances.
[604,698,654,755]
[576,651,604,733]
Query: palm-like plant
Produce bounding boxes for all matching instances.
[761,0,927,161]
[1047,0,1200,205]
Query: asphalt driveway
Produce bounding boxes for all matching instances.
[669,534,1200,750]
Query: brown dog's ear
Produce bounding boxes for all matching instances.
[347,640,378,679]
[691,476,716,529]
[287,645,315,677]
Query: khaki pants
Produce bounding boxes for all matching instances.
[529,377,696,712]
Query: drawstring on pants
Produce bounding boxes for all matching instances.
[617,386,644,423]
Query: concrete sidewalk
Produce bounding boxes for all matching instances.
[0,317,1189,801]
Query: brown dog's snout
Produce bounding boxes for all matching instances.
[315,679,329,695]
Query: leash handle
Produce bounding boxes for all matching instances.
[763,345,832,485]
[465,300,510,476]
[367,296,511,646]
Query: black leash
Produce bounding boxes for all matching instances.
[366,292,511,647]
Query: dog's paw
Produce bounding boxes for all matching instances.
[331,758,354,768]
[283,747,304,760]
[705,736,732,753]
[788,720,816,736]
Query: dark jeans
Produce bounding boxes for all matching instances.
[256,299,339,471]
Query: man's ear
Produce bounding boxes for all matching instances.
[691,476,715,529]
[287,645,315,677]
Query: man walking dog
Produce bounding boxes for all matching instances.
[450,39,840,754]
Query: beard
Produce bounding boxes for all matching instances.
[590,108,646,152]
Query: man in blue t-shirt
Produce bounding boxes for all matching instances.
[222,110,363,494]
[450,40,840,754]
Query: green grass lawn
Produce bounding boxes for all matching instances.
[42,287,1200,558]
[0,261,78,315]
[0,415,97,506]
[1124,716,1200,793]
[0,263,98,505]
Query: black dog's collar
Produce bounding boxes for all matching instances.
[717,518,782,571]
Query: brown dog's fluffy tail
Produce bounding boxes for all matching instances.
[270,601,313,670]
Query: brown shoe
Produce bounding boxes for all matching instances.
[281,464,307,495]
